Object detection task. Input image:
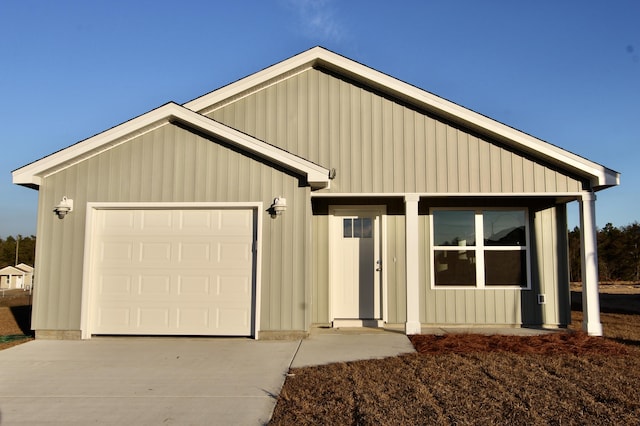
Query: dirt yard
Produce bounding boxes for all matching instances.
[271,284,640,425]
[0,289,34,349]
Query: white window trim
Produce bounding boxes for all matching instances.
[429,207,531,290]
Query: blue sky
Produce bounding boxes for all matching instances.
[1,0,638,237]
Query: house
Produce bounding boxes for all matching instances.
[12,47,619,340]
[16,263,35,290]
[0,264,33,290]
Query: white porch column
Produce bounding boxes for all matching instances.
[579,191,603,336]
[404,194,421,335]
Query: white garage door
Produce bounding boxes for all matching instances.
[91,208,255,336]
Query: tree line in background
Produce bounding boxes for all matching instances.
[569,222,640,283]
[0,235,36,267]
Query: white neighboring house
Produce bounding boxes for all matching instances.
[0,264,34,290]
[16,263,34,290]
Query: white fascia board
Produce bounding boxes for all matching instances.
[185,46,618,189]
[314,50,619,189]
[12,102,330,190]
[184,46,327,112]
[12,103,177,187]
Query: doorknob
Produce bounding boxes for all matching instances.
[375,260,382,272]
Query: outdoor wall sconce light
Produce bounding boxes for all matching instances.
[270,196,287,218]
[53,196,73,219]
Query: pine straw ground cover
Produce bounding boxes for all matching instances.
[271,316,640,425]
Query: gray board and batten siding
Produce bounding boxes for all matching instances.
[33,122,312,335]
[206,65,577,328]
[31,63,579,336]
[310,203,570,327]
[205,66,586,195]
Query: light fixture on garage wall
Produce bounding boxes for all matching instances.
[53,196,73,219]
[270,196,287,218]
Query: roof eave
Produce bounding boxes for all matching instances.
[184,47,619,191]
[591,168,621,191]
[166,107,330,189]
[314,51,621,190]
[12,103,331,191]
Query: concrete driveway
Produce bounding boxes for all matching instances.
[0,338,300,425]
[0,332,415,424]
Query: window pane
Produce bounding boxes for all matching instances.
[361,218,372,238]
[485,251,526,286]
[433,210,475,246]
[343,219,352,238]
[434,250,476,286]
[354,218,362,238]
[484,210,526,246]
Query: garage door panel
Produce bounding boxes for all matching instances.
[177,307,210,329]
[99,275,132,295]
[218,209,253,233]
[178,276,211,295]
[96,306,132,329]
[137,307,171,328]
[140,242,173,262]
[100,242,134,263]
[217,308,250,331]
[179,242,212,262]
[217,276,251,299]
[102,210,136,230]
[179,210,213,232]
[141,210,174,230]
[140,275,171,295]
[92,208,256,336]
[217,241,252,264]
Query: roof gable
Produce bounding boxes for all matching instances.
[13,47,618,193]
[185,46,619,191]
[15,263,34,273]
[205,67,586,194]
[0,266,26,275]
[12,103,330,190]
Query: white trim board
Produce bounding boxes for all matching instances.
[311,191,586,198]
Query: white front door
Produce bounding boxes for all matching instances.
[330,207,383,325]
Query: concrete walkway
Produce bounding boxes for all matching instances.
[0,331,415,425]
[291,327,415,368]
